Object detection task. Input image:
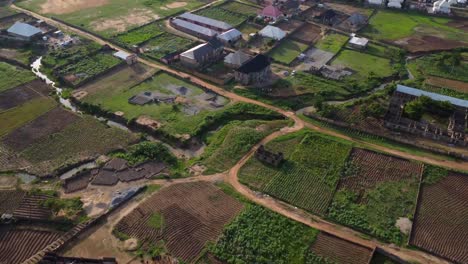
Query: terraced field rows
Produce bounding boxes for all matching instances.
[310,232,373,264]
[13,193,53,221]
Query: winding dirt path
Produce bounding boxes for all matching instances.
[11,5,466,263]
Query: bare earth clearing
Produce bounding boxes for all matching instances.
[91,9,160,33]
[40,0,109,14]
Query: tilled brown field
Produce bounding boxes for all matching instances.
[290,23,322,44]
[13,193,53,221]
[115,182,243,263]
[0,190,25,214]
[2,107,79,151]
[0,224,62,264]
[397,35,467,53]
[0,79,50,111]
[310,232,374,264]
[410,172,468,264]
[338,148,423,201]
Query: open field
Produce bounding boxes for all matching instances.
[310,232,373,264]
[0,62,36,92]
[240,130,352,215]
[269,39,308,65]
[315,33,349,54]
[218,1,259,16]
[331,49,394,78]
[328,148,422,245]
[0,79,50,111]
[113,22,165,47]
[16,0,207,36]
[114,182,243,262]
[142,32,196,60]
[195,7,248,27]
[408,54,468,83]
[362,10,468,52]
[410,167,468,264]
[200,119,289,174]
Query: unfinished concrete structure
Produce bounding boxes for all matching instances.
[385,85,468,146]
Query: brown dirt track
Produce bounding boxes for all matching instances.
[397,35,467,53]
[2,107,79,151]
[338,148,423,201]
[410,172,468,264]
[114,182,243,262]
[0,79,50,111]
[311,232,374,264]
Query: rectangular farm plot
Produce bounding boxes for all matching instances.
[0,62,36,92]
[142,32,196,60]
[331,50,394,78]
[113,22,166,47]
[328,148,422,245]
[269,39,309,65]
[291,23,322,44]
[219,1,260,16]
[114,182,243,263]
[410,168,468,264]
[315,33,349,54]
[0,79,50,111]
[195,7,248,27]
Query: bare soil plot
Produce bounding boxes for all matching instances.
[324,2,373,17]
[0,190,25,214]
[90,9,160,33]
[410,171,468,264]
[114,182,243,263]
[310,232,373,264]
[13,193,53,221]
[338,148,423,201]
[2,107,79,151]
[0,81,45,111]
[290,23,322,44]
[425,76,468,93]
[276,19,304,33]
[396,35,467,53]
[39,0,109,14]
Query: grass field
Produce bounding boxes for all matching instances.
[362,10,468,42]
[199,119,289,174]
[0,62,36,92]
[16,0,206,36]
[408,54,468,83]
[196,7,248,27]
[0,97,56,137]
[239,130,352,215]
[113,22,166,47]
[219,1,259,16]
[315,33,349,54]
[331,50,394,78]
[143,32,196,60]
[269,39,308,65]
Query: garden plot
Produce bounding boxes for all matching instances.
[17,0,207,37]
[219,1,260,16]
[290,23,322,44]
[328,148,422,245]
[113,22,166,47]
[362,10,468,52]
[41,41,102,71]
[410,167,468,264]
[315,33,349,54]
[275,19,304,33]
[195,7,248,27]
[114,182,244,263]
[0,62,36,93]
[141,32,196,60]
[0,79,50,111]
[269,39,309,65]
[331,49,394,78]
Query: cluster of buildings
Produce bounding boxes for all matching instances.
[257,0,301,23]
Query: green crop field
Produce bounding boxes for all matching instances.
[315,33,349,54]
[196,7,248,26]
[16,0,206,36]
[42,41,102,70]
[200,119,289,174]
[114,22,166,47]
[269,39,309,65]
[0,62,36,92]
[219,1,259,16]
[0,97,56,137]
[240,130,352,215]
[210,205,323,264]
[331,50,394,78]
[143,32,196,60]
[362,10,468,43]
[408,54,468,83]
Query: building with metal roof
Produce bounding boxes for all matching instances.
[396,85,468,108]
[179,12,232,32]
[171,18,218,40]
[235,54,272,85]
[217,28,242,44]
[180,38,224,68]
[224,50,251,68]
[259,25,286,40]
[348,34,368,49]
[7,22,43,41]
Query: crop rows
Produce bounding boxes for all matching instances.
[143,32,196,60]
[339,148,423,200]
[0,190,25,214]
[114,22,166,47]
[310,232,373,264]
[219,2,259,15]
[410,172,468,264]
[0,226,62,263]
[13,193,53,221]
[196,7,248,27]
[115,182,243,262]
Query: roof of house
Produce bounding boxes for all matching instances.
[259,25,286,40]
[349,36,369,46]
[207,37,224,49]
[113,50,132,60]
[218,28,242,42]
[396,84,468,108]
[180,43,214,61]
[224,50,251,66]
[7,22,42,38]
[347,13,367,25]
[282,0,300,10]
[236,54,270,74]
[179,12,232,31]
[172,18,218,37]
[261,5,283,18]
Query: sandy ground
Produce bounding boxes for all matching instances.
[161,1,187,10]
[40,0,109,14]
[91,9,160,33]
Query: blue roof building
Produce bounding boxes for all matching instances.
[7,22,42,40]
[396,85,468,108]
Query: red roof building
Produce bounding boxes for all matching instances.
[261,5,283,20]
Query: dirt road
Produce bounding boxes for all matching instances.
[12,5,465,263]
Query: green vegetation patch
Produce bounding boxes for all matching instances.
[196,7,248,27]
[331,49,394,78]
[147,212,164,229]
[408,52,468,83]
[363,10,468,42]
[114,22,165,47]
[114,141,177,166]
[42,41,102,70]
[210,205,320,264]
[199,119,288,174]
[315,33,349,54]
[143,32,196,60]
[0,97,56,137]
[219,1,260,16]
[422,165,448,185]
[269,39,309,65]
[0,62,36,92]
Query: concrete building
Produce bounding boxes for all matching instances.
[178,12,232,33]
[224,50,251,68]
[7,22,42,41]
[234,54,271,85]
[113,51,137,65]
[348,34,369,49]
[180,38,224,68]
[171,18,218,40]
[217,28,242,45]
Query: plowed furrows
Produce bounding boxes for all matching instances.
[0,190,25,214]
[310,232,373,264]
[13,194,52,220]
[410,172,468,264]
